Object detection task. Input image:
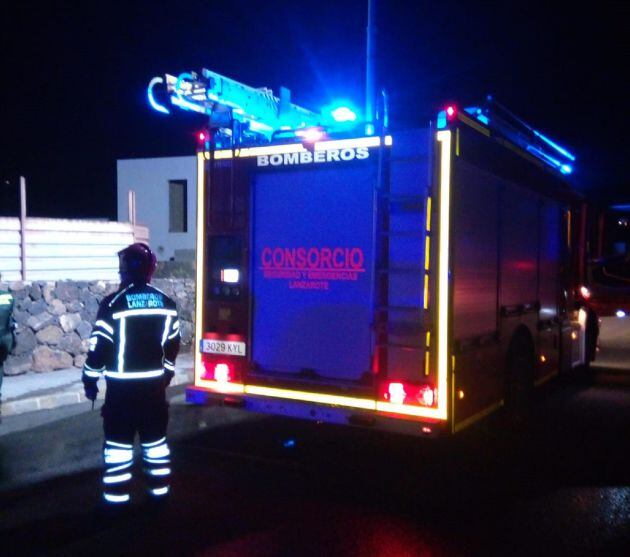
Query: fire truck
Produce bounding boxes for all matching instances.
[149,70,594,435]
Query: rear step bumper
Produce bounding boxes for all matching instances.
[186,386,443,437]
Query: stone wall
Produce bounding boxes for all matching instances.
[1,279,195,375]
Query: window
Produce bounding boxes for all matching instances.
[168,180,187,232]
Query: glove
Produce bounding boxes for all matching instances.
[163,369,175,388]
[83,378,99,401]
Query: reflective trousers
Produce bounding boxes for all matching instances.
[101,378,171,505]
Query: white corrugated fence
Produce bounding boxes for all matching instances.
[0,217,150,281]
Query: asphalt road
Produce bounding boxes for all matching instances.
[0,321,628,556]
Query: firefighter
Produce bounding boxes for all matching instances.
[82,243,181,507]
[0,281,16,419]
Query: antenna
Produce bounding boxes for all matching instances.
[365,0,377,135]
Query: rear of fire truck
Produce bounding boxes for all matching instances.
[188,128,449,436]
[147,70,586,436]
[187,117,586,437]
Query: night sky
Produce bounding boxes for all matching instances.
[1,1,627,219]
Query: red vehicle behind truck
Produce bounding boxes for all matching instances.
[180,96,594,436]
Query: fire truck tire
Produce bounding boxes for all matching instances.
[504,330,535,425]
[585,309,599,364]
[575,309,599,384]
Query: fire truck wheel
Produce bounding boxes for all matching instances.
[585,309,599,364]
[574,309,598,385]
[504,330,535,425]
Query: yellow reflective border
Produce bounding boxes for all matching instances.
[453,400,504,433]
[197,381,448,420]
[246,385,375,411]
[194,153,206,384]
[193,131,451,423]
[196,378,245,394]
[457,112,490,137]
[434,131,452,421]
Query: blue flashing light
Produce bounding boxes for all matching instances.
[436,110,447,129]
[611,204,630,211]
[322,101,361,128]
[147,77,170,115]
[526,144,561,167]
[532,130,576,162]
[464,106,490,127]
[283,439,296,449]
[331,106,357,123]
[527,144,575,176]
[365,123,375,136]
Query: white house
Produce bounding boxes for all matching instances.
[117,156,197,261]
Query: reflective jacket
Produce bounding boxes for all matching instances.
[82,282,180,382]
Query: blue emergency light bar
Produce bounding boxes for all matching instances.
[147,69,366,142]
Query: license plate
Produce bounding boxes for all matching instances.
[201,339,247,357]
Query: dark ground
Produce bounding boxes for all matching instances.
[0,318,628,556]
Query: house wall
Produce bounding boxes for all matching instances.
[117,156,197,261]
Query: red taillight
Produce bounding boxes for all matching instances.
[381,381,437,407]
[579,285,591,300]
[446,105,457,119]
[198,131,208,142]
